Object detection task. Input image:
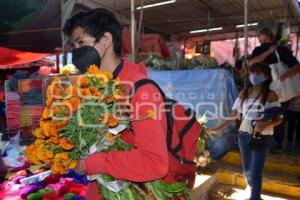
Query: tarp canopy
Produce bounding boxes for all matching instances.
[0,0,61,53]
[0,47,50,69]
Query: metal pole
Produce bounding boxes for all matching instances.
[243,0,248,87]
[296,32,299,58]
[131,0,136,63]
[61,0,66,66]
[206,9,210,41]
[136,0,144,59]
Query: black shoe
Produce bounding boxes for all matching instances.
[270,144,284,153]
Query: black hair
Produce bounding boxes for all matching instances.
[63,8,122,56]
[242,62,272,105]
[258,28,274,42]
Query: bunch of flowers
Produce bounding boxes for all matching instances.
[25,65,124,174]
[25,65,192,199]
[195,115,211,167]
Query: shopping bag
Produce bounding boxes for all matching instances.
[270,51,300,102]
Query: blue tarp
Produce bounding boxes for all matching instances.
[148,69,239,159]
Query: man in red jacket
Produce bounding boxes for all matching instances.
[63,8,169,199]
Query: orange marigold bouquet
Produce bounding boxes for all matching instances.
[25,65,192,199]
[25,65,129,174]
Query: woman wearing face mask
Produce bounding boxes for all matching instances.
[206,63,283,200]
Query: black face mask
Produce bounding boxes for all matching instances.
[72,46,101,73]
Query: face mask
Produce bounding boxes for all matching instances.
[72,45,101,73]
[249,74,266,86]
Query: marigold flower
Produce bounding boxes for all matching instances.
[79,76,89,87]
[55,120,68,129]
[51,164,67,174]
[102,70,113,80]
[37,150,54,161]
[107,117,119,128]
[99,112,110,124]
[68,160,78,169]
[52,106,61,115]
[53,86,62,98]
[33,128,46,139]
[64,86,73,97]
[49,126,59,137]
[59,152,69,160]
[34,139,44,147]
[72,84,79,96]
[42,107,51,119]
[69,96,80,111]
[95,91,104,102]
[40,120,58,137]
[46,86,52,98]
[106,96,115,104]
[48,136,60,144]
[106,132,116,142]
[89,86,98,94]
[113,89,122,99]
[88,65,101,74]
[80,88,91,97]
[30,155,42,165]
[59,138,74,150]
[96,73,109,84]
[46,97,53,107]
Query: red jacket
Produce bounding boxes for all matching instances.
[84,59,169,199]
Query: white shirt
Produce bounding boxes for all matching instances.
[232,97,281,135]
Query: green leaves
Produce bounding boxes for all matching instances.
[161,181,187,193]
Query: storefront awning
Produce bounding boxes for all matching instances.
[0,47,50,69]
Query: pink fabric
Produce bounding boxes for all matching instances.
[211,37,259,65]
[211,33,300,65]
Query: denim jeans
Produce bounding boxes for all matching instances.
[238,132,269,200]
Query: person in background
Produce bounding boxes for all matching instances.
[249,28,300,152]
[30,66,52,78]
[286,96,300,151]
[207,63,283,200]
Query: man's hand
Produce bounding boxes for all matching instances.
[254,121,271,133]
[74,160,86,175]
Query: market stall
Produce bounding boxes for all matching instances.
[1,0,300,199]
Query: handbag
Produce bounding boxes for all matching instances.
[249,121,270,152]
[240,92,269,151]
[269,51,300,102]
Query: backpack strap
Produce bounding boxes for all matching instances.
[130,79,195,165]
[172,109,196,154]
[129,79,165,101]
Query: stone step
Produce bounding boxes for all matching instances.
[221,150,300,175]
[193,163,300,199]
[209,184,299,200]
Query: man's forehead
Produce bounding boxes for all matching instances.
[71,27,86,41]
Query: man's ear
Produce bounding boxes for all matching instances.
[103,32,113,47]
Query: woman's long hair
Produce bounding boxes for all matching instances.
[242,62,272,105]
